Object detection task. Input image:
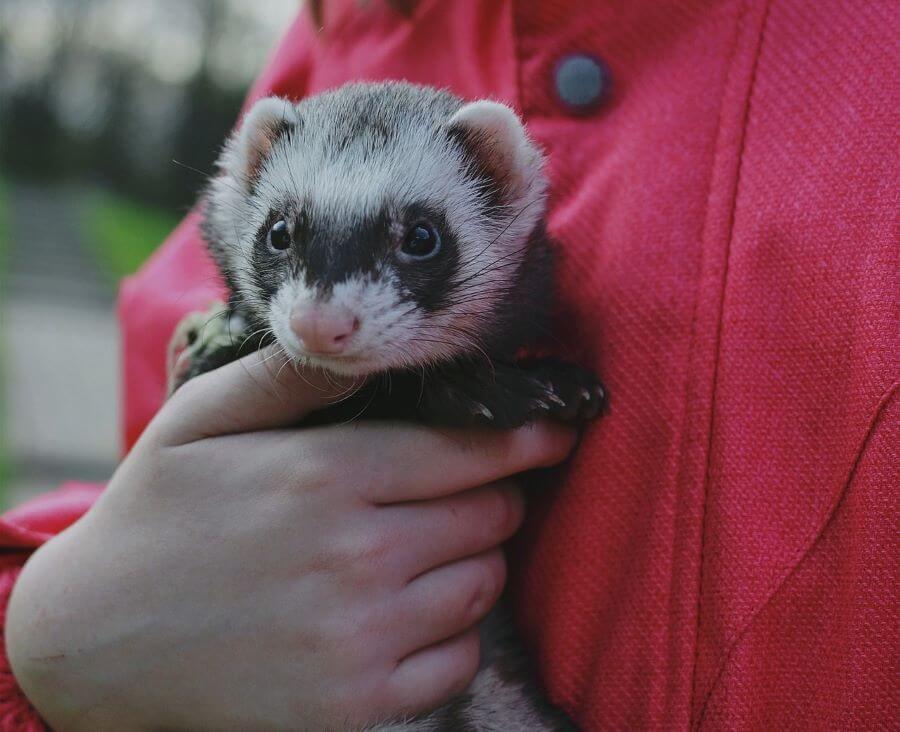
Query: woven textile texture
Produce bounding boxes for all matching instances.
[1,1,896,729]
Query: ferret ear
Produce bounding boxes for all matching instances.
[230,97,300,186]
[447,100,542,200]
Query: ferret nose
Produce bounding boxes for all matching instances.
[290,303,360,354]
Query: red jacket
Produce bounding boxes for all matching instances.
[2,1,896,729]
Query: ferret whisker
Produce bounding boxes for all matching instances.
[320,367,342,391]
[234,343,288,398]
[240,327,275,353]
[417,365,426,407]
[453,249,530,292]
[256,345,287,368]
[171,159,213,179]
[458,200,541,279]
[338,381,379,425]
[291,361,329,393]
[328,377,368,405]
[272,353,297,395]
[439,332,496,377]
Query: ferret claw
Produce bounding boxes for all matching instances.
[546,391,567,408]
[472,403,494,420]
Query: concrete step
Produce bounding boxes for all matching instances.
[2,184,122,509]
[6,182,115,304]
[5,272,114,307]
[3,299,120,469]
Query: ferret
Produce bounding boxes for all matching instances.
[168,81,605,731]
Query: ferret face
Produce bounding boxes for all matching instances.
[205,82,546,376]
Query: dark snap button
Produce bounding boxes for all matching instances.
[554,54,610,112]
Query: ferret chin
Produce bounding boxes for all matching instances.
[169,81,605,731]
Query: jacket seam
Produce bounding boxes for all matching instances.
[687,0,772,727]
[695,380,899,726]
[509,1,527,117]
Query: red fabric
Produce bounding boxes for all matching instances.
[3,1,897,729]
[0,482,103,731]
[0,569,44,732]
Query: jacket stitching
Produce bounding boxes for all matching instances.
[695,380,898,726]
[509,1,527,117]
[688,0,772,727]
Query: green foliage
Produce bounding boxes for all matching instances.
[84,190,179,281]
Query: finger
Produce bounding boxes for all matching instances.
[317,420,576,503]
[378,482,524,579]
[393,549,506,657]
[386,627,481,719]
[155,347,356,444]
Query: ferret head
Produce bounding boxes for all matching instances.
[205,82,547,376]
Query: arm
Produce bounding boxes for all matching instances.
[0,483,105,731]
[6,350,575,730]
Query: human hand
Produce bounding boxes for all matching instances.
[7,349,575,731]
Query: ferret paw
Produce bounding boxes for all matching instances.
[524,359,607,424]
[435,359,606,429]
[166,301,241,395]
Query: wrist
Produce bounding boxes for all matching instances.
[0,566,46,731]
[6,528,147,731]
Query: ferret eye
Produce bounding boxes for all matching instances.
[267,220,292,251]
[400,222,441,262]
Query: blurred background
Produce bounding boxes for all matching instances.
[0,0,299,508]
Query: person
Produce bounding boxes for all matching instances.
[2,1,896,729]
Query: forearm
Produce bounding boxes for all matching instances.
[0,482,104,732]
[7,525,144,732]
[1,563,49,732]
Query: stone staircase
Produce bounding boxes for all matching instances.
[5,183,114,306]
[2,182,120,508]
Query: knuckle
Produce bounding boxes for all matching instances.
[326,528,391,579]
[288,438,367,500]
[291,435,341,476]
[329,533,367,569]
[358,529,393,567]
[350,465,386,503]
[298,432,384,503]
[459,554,505,622]
[288,453,335,497]
[317,611,364,651]
[341,447,391,503]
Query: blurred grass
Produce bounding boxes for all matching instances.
[0,174,9,500]
[84,190,179,282]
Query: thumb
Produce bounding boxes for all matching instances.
[153,347,357,445]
